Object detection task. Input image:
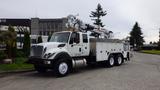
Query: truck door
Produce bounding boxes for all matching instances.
[68,32,82,57]
[81,34,89,56]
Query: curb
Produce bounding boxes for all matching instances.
[0,70,34,77]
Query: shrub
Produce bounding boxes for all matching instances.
[0,50,7,62]
[16,50,25,57]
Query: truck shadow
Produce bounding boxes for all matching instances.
[24,63,128,78]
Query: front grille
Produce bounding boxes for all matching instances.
[31,45,43,58]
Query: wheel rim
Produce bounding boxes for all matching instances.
[110,57,114,66]
[118,57,122,64]
[59,62,68,75]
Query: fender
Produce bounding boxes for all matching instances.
[53,52,73,68]
[54,52,72,61]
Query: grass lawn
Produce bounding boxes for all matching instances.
[0,57,34,72]
[141,50,160,55]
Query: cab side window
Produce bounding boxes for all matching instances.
[83,34,88,43]
[69,32,80,44]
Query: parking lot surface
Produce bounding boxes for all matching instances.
[0,52,160,90]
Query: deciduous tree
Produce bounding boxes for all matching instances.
[0,25,17,59]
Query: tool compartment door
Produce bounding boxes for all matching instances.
[96,42,108,61]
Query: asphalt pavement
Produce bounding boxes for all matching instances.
[0,52,160,90]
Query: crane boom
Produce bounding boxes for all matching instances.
[66,15,113,39]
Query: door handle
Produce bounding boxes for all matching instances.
[79,48,81,52]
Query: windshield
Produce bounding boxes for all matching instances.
[49,32,70,43]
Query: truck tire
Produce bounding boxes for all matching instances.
[106,55,115,67]
[54,58,71,77]
[115,54,123,66]
[34,65,47,73]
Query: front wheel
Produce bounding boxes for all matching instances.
[54,59,71,77]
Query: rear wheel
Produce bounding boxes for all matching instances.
[115,54,123,66]
[54,59,71,77]
[106,55,115,67]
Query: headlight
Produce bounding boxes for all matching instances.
[43,53,55,59]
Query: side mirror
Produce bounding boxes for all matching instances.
[69,39,73,44]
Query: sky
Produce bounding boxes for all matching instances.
[0,0,160,43]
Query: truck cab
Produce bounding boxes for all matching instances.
[67,31,90,57]
[46,31,90,58]
[28,31,90,76]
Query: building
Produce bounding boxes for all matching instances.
[0,17,68,48]
[0,19,30,26]
[31,17,67,35]
[0,19,31,49]
[0,18,68,35]
[0,19,30,32]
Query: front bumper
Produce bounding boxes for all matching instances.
[27,57,54,67]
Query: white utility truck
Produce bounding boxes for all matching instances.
[28,30,130,77]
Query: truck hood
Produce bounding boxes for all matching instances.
[30,42,67,58]
[36,42,65,49]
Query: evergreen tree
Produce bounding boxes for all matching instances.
[90,3,107,30]
[158,41,160,50]
[38,35,42,43]
[130,22,144,50]
[23,31,30,56]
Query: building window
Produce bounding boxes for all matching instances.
[55,24,58,29]
[40,31,42,35]
[17,37,24,42]
[43,32,46,35]
[51,23,54,29]
[47,23,50,29]
[47,31,49,35]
